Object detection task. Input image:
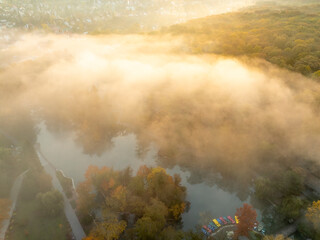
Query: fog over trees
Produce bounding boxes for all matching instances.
[1,1,320,239]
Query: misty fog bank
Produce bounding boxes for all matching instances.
[1,31,320,187]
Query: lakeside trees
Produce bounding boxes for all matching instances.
[253,168,311,233]
[279,196,305,220]
[298,200,320,239]
[254,170,305,201]
[235,203,258,238]
[86,218,127,240]
[306,200,320,229]
[77,165,188,239]
[254,169,308,235]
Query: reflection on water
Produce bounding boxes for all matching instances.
[37,123,157,182]
[37,122,250,229]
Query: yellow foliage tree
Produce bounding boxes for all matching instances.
[88,219,127,240]
[106,185,128,212]
[306,200,320,229]
[170,203,186,220]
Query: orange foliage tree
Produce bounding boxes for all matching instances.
[235,203,258,238]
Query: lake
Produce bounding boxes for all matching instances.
[37,122,252,230]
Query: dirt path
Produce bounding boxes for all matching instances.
[208,224,236,239]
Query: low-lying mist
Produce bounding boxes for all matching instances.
[1,31,320,188]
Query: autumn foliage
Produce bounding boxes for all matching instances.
[235,203,258,239]
[77,165,188,239]
[306,200,320,229]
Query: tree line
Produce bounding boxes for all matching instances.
[166,4,320,79]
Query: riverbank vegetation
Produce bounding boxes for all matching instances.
[166,4,320,79]
[297,200,320,239]
[0,129,37,231]
[0,146,22,198]
[1,140,71,240]
[253,168,320,239]
[56,170,74,199]
[254,170,305,205]
[6,169,71,240]
[0,106,40,194]
[0,108,73,239]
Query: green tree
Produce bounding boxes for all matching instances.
[298,219,318,239]
[88,218,127,240]
[146,167,186,219]
[36,189,64,217]
[144,198,168,228]
[254,177,274,200]
[160,226,184,240]
[128,176,146,197]
[279,196,305,220]
[278,171,304,197]
[183,230,203,240]
[135,217,159,240]
[0,147,18,197]
[21,170,52,201]
[135,198,169,239]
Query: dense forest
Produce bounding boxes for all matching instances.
[166,4,320,78]
[77,165,192,239]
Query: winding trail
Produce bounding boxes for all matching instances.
[208,224,236,239]
[36,148,86,240]
[0,170,29,240]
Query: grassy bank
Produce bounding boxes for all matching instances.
[5,169,71,240]
[5,198,70,240]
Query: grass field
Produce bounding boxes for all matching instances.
[6,198,71,240]
[5,171,71,240]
